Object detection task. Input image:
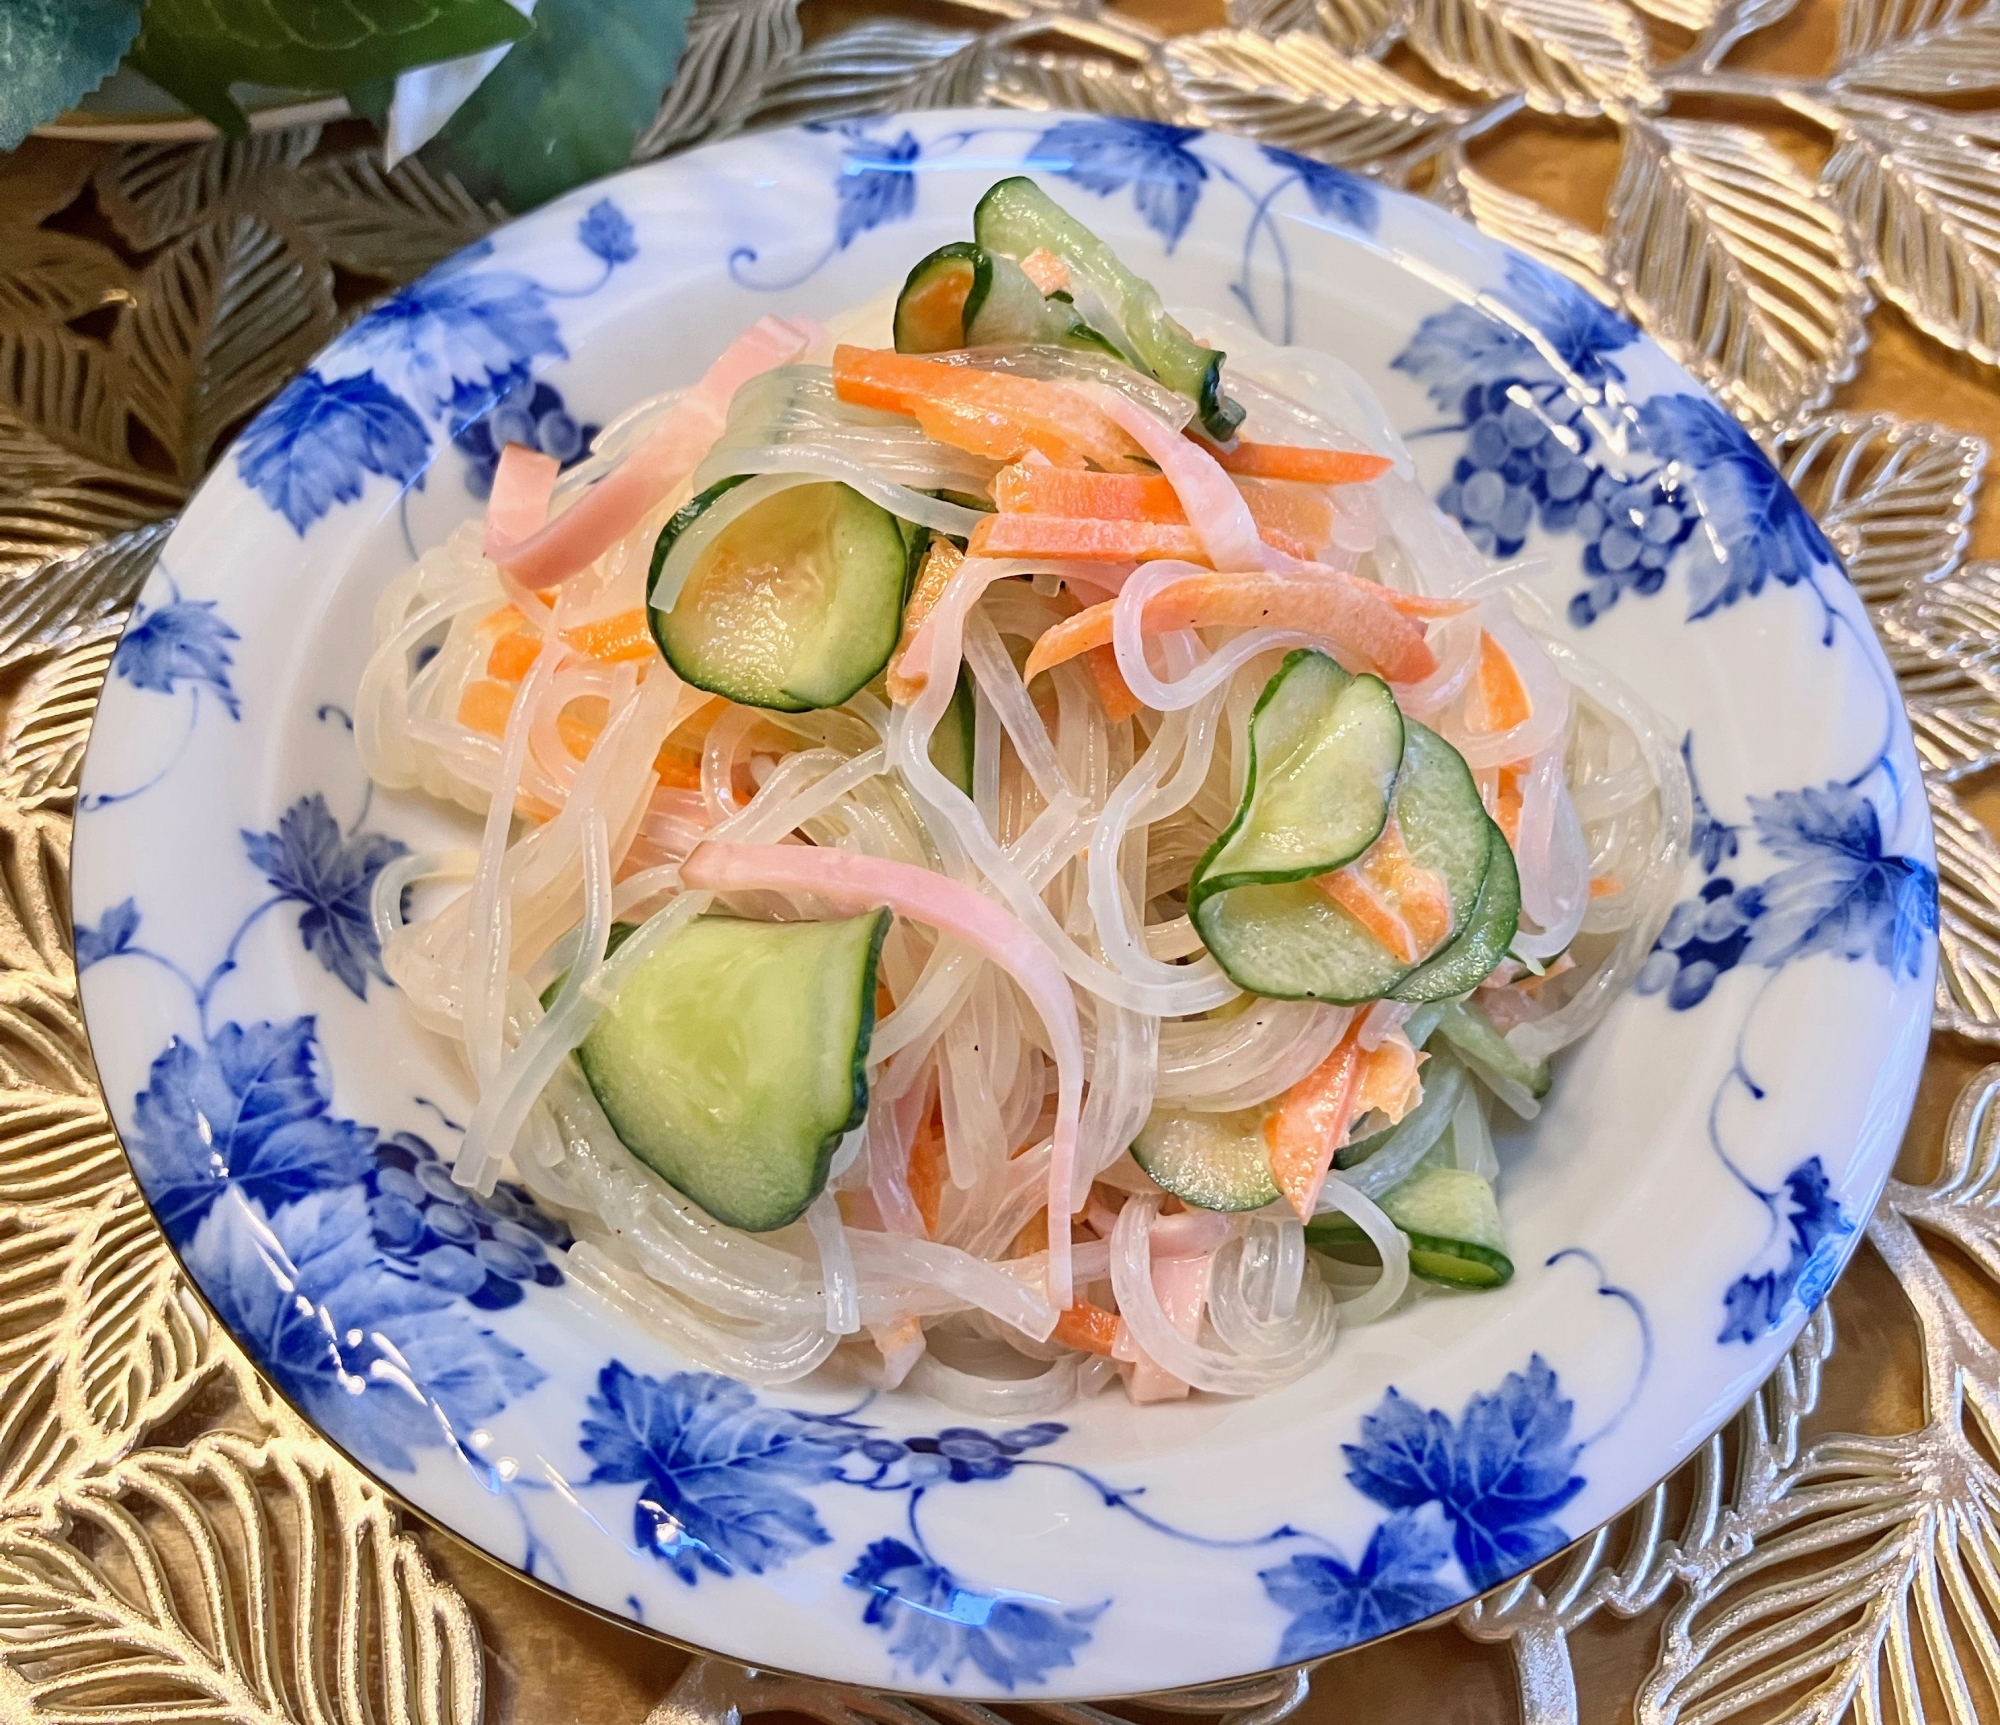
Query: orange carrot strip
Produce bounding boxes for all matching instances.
[833,345,1143,471]
[1318,870,1418,965]
[887,538,966,705]
[1054,1302,1121,1357]
[1472,630,1532,732]
[1264,1026,1363,1221]
[1496,764,1525,846]
[909,1109,945,1238]
[1021,572,1437,687]
[1352,1034,1423,1125]
[1084,644,1143,722]
[457,680,701,789]
[561,608,655,664]
[487,629,541,681]
[1589,874,1625,898]
[1020,247,1070,294]
[1330,816,1451,956]
[1203,439,1393,486]
[993,463,1336,552]
[969,513,1317,564]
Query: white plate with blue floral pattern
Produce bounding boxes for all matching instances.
[72,113,1938,1698]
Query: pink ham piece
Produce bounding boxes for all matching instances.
[485,315,823,587]
[486,444,559,546]
[677,840,1086,1310]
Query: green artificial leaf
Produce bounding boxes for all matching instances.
[0,0,143,151]
[422,0,693,210]
[127,0,534,136]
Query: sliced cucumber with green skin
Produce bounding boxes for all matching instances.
[649,477,911,712]
[1433,999,1551,1100]
[1389,820,1520,1004]
[1129,1106,1281,1212]
[894,242,1104,354]
[1195,650,1403,895]
[1194,721,1494,1004]
[929,664,976,796]
[1306,1165,1513,1288]
[576,911,891,1232]
[973,176,1245,440]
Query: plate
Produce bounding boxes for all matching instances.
[71,113,1937,1698]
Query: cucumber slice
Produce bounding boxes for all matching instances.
[1193,722,1493,1003]
[1129,1106,1281,1213]
[894,242,1105,354]
[649,477,911,712]
[576,910,891,1231]
[1306,1165,1513,1288]
[894,243,982,352]
[929,664,976,796]
[1433,999,1552,1101]
[973,176,1245,440]
[1389,820,1520,1004]
[1194,649,1403,895]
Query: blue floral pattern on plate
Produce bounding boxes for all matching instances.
[236,201,637,535]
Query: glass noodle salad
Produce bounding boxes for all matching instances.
[359,179,1691,1411]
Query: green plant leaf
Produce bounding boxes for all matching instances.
[126,0,534,136]
[422,0,693,210]
[0,0,143,151]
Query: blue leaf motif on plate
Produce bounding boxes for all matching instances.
[1258,144,1378,231]
[1260,1509,1458,1661]
[1720,1156,1854,1342]
[126,1016,377,1242]
[1639,781,1937,1009]
[450,366,600,499]
[580,1362,859,1583]
[1342,1354,1584,1591]
[836,130,920,249]
[182,1183,541,1473]
[369,1130,570,1309]
[75,897,139,970]
[113,597,241,717]
[845,1538,1102,1690]
[1393,256,1639,410]
[242,794,408,1001]
[578,198,638,266]
[1636,394,1839,620]
[236,371,432,536]
[1035,118,1207,249]
[336,244,565,417]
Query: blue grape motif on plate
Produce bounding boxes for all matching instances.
[450,366,601,500]
[369,1131,570,1309]
[1719,1156,1853,1342]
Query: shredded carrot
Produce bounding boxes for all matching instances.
[1264,1025,1363,1221]
[457,679,702,789]
[908,1109,945,1238]
[1202,439,1393,487]
[1471,631,1532,732]
[486,628,541,681]
[1319,871,1417,964]
[1496,764,1525,846]
[1589,874,1624,899]
[1352,1034,1424,1125]
[832,345,1143,471]
[562,608,655,664]
[886,538,966,705]
[1020,247,1070,294]
[1054,1302,1122,1357]
[1084,643,1143,722]
[1316,817,1452,962]
[992,462,1335,552]
[1021,571,1437,687]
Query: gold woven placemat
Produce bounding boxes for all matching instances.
[4,1,2000,1718]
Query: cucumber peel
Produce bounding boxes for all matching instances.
[1130,1105,1282,1212]
[576,910,891,1232]
[972,176,1245,440]
[1434,999,1552,1100]
[1307,1164,1513,1289]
